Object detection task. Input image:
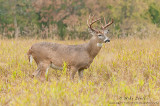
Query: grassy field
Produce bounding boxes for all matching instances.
[0,38,160,105]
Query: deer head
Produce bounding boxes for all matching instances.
[87,15,113,43]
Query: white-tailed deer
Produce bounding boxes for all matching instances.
[27,15,113,81]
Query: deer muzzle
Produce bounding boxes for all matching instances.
[104,38,110,43]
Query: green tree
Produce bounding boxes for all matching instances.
[148,3,160,27]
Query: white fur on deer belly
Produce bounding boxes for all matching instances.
[50,63,63,70]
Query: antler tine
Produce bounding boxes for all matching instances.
[100,20,103,27]
[87,14,101,33]
[101,18,114,30]
[101,16,107,29]
[103,16,106,25]
[91,14,93,22]
[87,14,92,28]
[90,15,101,26]
[87,14,90,27]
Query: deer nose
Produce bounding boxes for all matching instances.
[105,39,110,43]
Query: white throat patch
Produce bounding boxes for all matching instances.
[97,43,102,47]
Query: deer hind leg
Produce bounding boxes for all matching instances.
[78,70,84,80]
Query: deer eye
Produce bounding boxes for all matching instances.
[98,34,102,36]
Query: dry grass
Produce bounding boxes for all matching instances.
[0,38,160,105]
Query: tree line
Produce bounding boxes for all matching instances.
[0,0,160,39]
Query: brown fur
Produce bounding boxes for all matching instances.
[27,15,113,81]
[28,36,103,81]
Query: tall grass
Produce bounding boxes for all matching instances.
[0,38,160,105]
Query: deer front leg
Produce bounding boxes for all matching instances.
[78,70,83,80]
[70,67,78,80]
[32,67,40,78]
[38,62,50,81]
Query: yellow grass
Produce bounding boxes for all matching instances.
[0,38,160,105]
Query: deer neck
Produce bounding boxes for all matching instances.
[86,36,102,58]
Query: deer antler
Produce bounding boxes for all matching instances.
[87,14,101,33]
[101,17,113,30]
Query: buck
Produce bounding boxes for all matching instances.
[27,15,113,81]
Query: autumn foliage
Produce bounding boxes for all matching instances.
[0,0,160,39]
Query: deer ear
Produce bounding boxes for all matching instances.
[88,28,97,35]
[104,29,109,35]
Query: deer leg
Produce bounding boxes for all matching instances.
[70,67,78,80]
[78,70,84,80]
[32,67,40,78]
[38,62,50,81]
